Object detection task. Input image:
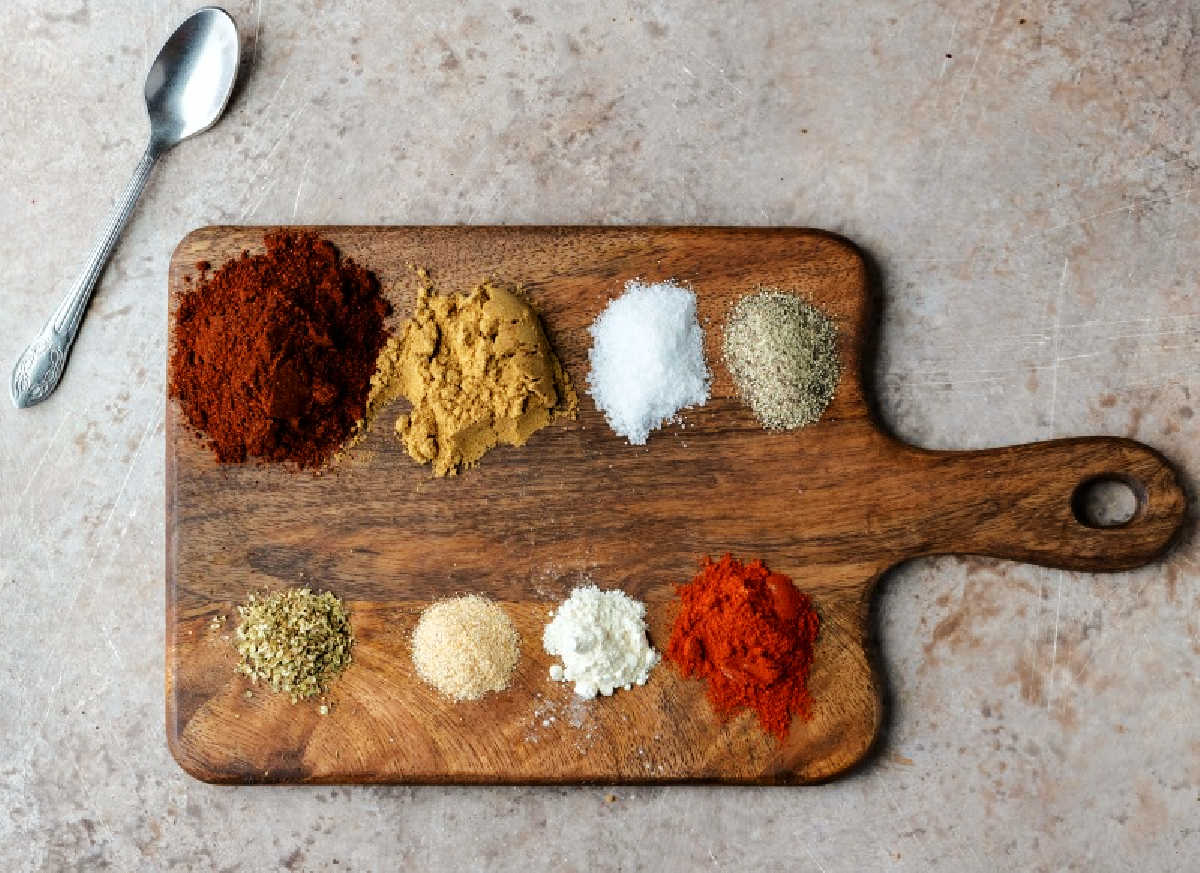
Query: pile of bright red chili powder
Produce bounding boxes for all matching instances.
[666,554,820,740]
[169,230,390,468]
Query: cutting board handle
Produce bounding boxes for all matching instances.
[913,437,1186,571]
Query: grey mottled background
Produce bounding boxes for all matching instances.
[1,1,1197,870]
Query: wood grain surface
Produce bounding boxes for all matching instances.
[166,226,1186,784]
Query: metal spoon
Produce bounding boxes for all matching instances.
[10,7,240,408]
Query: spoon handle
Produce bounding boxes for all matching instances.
[10,143,160,408]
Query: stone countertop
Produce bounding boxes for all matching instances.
[1,1,1195,870]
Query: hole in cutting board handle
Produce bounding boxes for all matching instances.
[1071,475,1144,529]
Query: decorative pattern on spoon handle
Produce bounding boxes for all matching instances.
[11,144,159,408]
[11,331,67,408]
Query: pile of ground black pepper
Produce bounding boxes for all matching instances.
[169,230,391,468]
[723,290,839,430]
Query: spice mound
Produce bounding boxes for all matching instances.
[234,587,354,702]
[543,586,659,698]
[587,280,711,445]
[666,555,819,740]
[169,230,391,468]
[411,595,521,701]
[390,281,577,476]
[723,290,839,430]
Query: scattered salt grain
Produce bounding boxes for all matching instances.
[586,280,710,444]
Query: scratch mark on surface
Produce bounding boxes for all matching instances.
[79,406,158,585]
[1063,312,1200,329]
[69,749,120,849]
[0,425,17,532]
[891,177,1197,264]
[932,0,1002,170]
[689,52,745,97]
[97,405,162,568]
[95,414,162,592]
[100,624,125,668]
[240,104,309,220]
[245,174,282,222]
[462,178,508,225]
[1107,371,1192,392]
[893,375,1007,388]
[1015,186,1196,243]
[1080,327,1200,342]
[1046,569,1064,708]
[253,0,264,67]
[55,335,158,516]
[15,410,72,512]
[1047,257,1068,437]
[937,19,959,82]
[292,153,313,220]
[958,820,987,869]
[800,843,829,873]
[256,69,292,127]
[34,400,160,731]
[1037,148,1197,212]
[878,777,931,861]
[1071,639,1100,683]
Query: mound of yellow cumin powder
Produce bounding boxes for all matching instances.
[388,280,577,476]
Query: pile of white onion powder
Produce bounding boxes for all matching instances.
[542,586,659,698]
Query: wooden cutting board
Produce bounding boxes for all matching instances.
[166,226,1185,784]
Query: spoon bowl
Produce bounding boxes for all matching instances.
[145,7,240,149]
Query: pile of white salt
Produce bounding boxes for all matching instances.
[586,280,710,445]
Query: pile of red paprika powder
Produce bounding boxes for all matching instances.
[666,554,820,740]
[170,230,390,468]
